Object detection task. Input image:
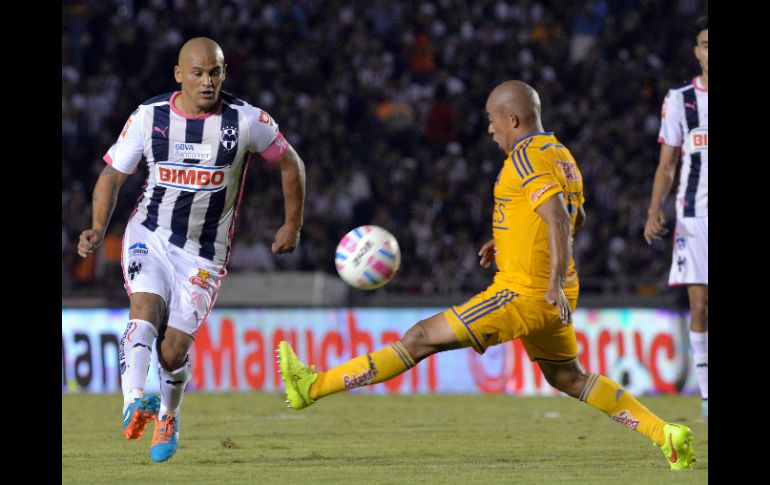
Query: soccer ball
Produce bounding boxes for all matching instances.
[335,225,401,290]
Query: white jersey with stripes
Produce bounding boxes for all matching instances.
[104,91,288,266]
[658,77,708,218]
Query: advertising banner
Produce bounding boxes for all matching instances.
[62,308,698,395]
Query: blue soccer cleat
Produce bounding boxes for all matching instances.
[122,394,160,440]
[150,414,180,462]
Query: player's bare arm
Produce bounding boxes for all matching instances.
[536,193,572,325]
[77,165,129,258]
[644,144,680,244]
[271,144,306,254]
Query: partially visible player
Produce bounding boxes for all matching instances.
[644,17,708,421]
[78,37,306,462]
[279,80,696,470]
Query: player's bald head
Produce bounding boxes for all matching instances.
[178,37,224,66]
[486,80,541,126]
[174,37,227,115]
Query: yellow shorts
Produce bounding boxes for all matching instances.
[444,282,579,364]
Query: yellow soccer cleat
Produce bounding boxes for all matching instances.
[660,423,696,470]
[277,341,318,410]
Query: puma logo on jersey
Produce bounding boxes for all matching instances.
[153,126,169,138]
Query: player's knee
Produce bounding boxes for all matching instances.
[542,365,586,398]
[158,338,191,370]
[159,349,188,371]
[401,321,433,361]
[129,293,164,324]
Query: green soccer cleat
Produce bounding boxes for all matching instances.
[660,423,696,470]
[277,341,319,410]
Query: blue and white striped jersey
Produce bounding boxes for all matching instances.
[658,77,708,218]
[105,91,289,266]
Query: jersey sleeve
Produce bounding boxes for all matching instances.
[244,106,288,162]
[658,89,684,147]
[572,163,585,206]
[510,148,563,211]
[103,107,146,174]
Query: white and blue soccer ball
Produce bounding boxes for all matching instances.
[335,225,401,290]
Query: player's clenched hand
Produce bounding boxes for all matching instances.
[644,210,668,244]
[272,223,301,254]
[78,229,105,258]
[478,239,496,268]
[545,287,572,325]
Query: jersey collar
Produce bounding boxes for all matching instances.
[510,131,553,153]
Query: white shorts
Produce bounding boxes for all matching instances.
[668,216,708,286]
[121,217,224,337]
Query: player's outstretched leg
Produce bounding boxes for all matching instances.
[150,355,191,462]
[277,339,417,409]
[278,313,459,410]
[541,363,696,470]
[581,373,695,470]
[119,319,159,440]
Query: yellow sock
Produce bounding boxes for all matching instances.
[581,373,666,446]
[310,341,416,400]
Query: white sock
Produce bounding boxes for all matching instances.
[689,330,708,400]
[159,355,191,416]
[119,319,157,412]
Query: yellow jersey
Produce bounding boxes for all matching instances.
[491,132,584,299]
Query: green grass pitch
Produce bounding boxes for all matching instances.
[63,393,707,484]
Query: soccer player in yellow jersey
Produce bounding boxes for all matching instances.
[279,80,695,470]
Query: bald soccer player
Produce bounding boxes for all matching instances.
[278,81,696,471]
[78,37,307,462]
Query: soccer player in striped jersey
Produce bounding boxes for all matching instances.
[77,37,307,462]
[644,18,708,421]
[279,80,695,470]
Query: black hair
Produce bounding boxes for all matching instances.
[695,17,708,43]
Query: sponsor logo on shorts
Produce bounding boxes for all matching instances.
[190,269,212,289]
[531,182,558,204]
[129,242,149,256]
[677,256,686,272]
[675,236,686,251]
[609,410,640,430]
[128,261,142,280]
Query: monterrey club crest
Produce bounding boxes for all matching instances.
[220,125,238,151]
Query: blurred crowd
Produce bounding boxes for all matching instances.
[62,0,707,296]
